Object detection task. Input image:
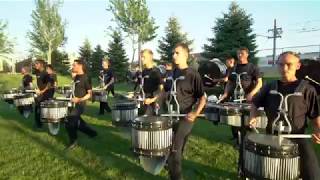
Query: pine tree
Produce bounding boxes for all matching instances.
[202,1,258,64]
[106,30,129,82]
[158,16,193,63]
[78,38,93,73]
[90,45,105,78]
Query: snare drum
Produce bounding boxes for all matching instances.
[92,89,107,102]
[241,104,268,129]
[56,86,72,97]
[112,101,138,127]
[219,103,243,127]
[244,133,300,180]
[2,89,20,104]
[40,100,68,123]
[13,93,34,107]
[131,116,173,157]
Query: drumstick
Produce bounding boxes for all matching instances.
[305,76,320,86]
[160,113,205,117]
[233,99,246,102]
[279,134,312,139]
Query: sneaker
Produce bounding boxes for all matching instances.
[65,141,77,150]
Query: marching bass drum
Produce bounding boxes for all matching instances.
[40,100,68,135]
[198,58,227,87]
[2,89,20,105]
[14,93,34,118]
[131,116,173,175]
[244,133,300,180]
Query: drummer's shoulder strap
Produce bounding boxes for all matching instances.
[268,79,308,94]
[295,80,308,94]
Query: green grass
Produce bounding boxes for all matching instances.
[0,74,319,179]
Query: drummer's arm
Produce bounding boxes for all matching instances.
[80,89,92,102]
[312,116,320,144]
[219,81,232,102]
[248,78,263,98]
[249,104,260,128]
[104,77,114,89]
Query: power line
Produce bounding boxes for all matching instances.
[267,19,282,65]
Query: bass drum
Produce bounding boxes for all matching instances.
[198,58,227,87]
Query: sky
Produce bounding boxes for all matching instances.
[0,0,320,60]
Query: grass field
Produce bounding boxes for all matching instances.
[0,74,319,180]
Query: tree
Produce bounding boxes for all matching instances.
[106,30,129,82]
[0,20,14,55]
[78,38,93,71]
[90,44,105,78]
[51,49,69,75]
[202,1,258,64]
[27,0,66,64]
[158,16,193,63]
[108,0,158,69]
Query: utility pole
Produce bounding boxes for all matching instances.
[268,19,282,65]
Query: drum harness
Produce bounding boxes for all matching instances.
[232,72,247,103]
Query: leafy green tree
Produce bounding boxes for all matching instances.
[78,38,93,71]
[0,20,14,55]
[27,0,66,64]
[90,44,105,78]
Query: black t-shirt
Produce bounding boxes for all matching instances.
[142,67,163,98]
[168,67,204,113]
[36,70,54,90]
[22,74,33,89]
[228,63,262,95]
[74,74,92,98]
[100,69,114,86]
[50,74,57,83]
[253,80,320,134]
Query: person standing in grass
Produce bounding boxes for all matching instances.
[65,59,97,149]
[98,57,115,115]
[46,64,58,88]
[249,51,320,179]
[21,65,33,90]
[140,49,163,115]
[167,43,206,180]
[34,59,55,129]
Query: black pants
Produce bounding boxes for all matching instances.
[65,103,97,143]
[231,126,239,139]
[295,139,320,180]
[99,102,111,114]
[34,93,52,128]
[107,85,115,97]
[168,120,194,180]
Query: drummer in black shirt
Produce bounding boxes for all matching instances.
[65,59,97,149]
[167,43,206,180]
[34,59,55,129]
[21,66,33,90]
[222,55,235,83]
[46,64,58,88]
[98,58,115,114]
[140,49,163,115]
[249,51,320,179]
[219,47,263,142]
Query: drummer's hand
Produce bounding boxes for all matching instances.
[249,118,257,128]
[144,98,154,105]
[186,112,198,122]
[35,89,41,95]
[71,97,81,104]
[312,131,320,144]
[246,93,254,102]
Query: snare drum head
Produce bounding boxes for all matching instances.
[41,100,68,107]
[133,116,172,129]
[14,93,33,99]
[4,89,19,94]
[113,101,137,110]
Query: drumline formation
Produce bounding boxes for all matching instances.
[1,44,320,180]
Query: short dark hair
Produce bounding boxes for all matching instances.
[225,55,235,61]
[35,59,45,66]
[74,59,87,74]
[46,64,54,71]
[238,47,249,54]
[278,51,300,61]
[174,43,190,54]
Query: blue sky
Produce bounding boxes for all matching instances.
[0,0,320,59]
